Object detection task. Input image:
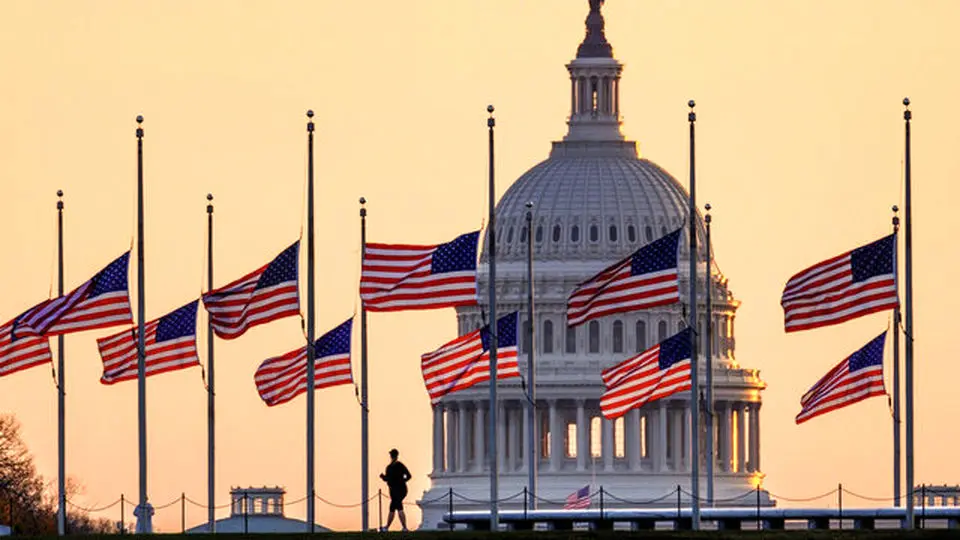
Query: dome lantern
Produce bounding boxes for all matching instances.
[565,0,624,143]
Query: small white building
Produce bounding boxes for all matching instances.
[186,487,331,534]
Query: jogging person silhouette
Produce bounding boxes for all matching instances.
[379,448,411,531]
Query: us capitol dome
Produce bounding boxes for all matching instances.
[418,1,771,528]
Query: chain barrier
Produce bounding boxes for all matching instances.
[765,487,839,503]
[315,493,379,509]
[152,496,182,511]
[840,487,899,503]
[601,489,677,506]
[65,498,122,513]
[679,487,756,504]
[452,490,526,504]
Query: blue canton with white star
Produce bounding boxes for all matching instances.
[315,318,353,357]
[848,332,886,372]
[631,228,681,276]
[850,234,894,283]
[480,311,518,351]
[89,251,130,297]
[658,326,692,370]
[156,300,198,342]
[430,231,479,274]
[257,242,300,290]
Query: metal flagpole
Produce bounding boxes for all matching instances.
[56,190,66,536]
[135,115,152,533]
[206,194,216,532]
[486,104,500,531]
[306,110,317,533]
[902,97,915,529]
[360,197,369,532]
[704,203,713,508]
[892,205,901,507]
[687,100,701,529]
[525,201,537,510]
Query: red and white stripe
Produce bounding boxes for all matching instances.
[421,330,518,404]
[360,243,477,312]
[97,322,199,385]
[781,249,897,333]
[566,260,678,327]
[203,267,299,340]
[795,359,886,425]
[0,318,52,378]
[255,347,352,407]
[600,348,691,419]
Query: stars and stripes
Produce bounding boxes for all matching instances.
[599,327,692,419]
[360,231,479,312]
[0,312,52,378]
[97,300,200,385]
[16,251,133,337]
[566,229,681,327]
[563,486,591,510]
[202,241,300,340]
[781,234,898,333]
[796,331,887,424]
[255,317,354,407]
[421,311,519,404]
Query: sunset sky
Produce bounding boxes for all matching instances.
[2,0,959,532]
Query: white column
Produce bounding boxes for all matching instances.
[683,405,692,471]
[602,417,614,471]
[719,402,731,472]
[446,404,458,472]
[735,403,746,473]
[657,401,668,472]
[510,406,522,472]
[473,401,485,472]
[575,401,587,471]
[497,402,507,473]
[749,403,761,472]
[521,402,530,472]
[627,409,641,470]
[549,400,562,472]
[671,405,683,471]
[458,403,469,473]
[433,404,444,473]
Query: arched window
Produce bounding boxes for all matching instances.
[635,320,647,352]
[627,224,637,243]
[614,417,625,458]
[566,325,576,354]
[519,227,528,244]
[657,320,668,343]
[645,226,654,242]
[552,224,561,243]
[543,320,554,354]
[608,225,618,242]
[661,226,668,236]
[571,225,580,242]
[590,417,602,457]
[589,225,599,243]
[612,320,624,353]
[588,321,600,353]
[506,227,514,243]
[535,225,544,243]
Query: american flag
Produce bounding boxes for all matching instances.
[97,300,200,385]
[202,241,300,340]
[421,311,519,404]
[796,331,887,424]
[600,327,692,419]
[255,317,353,407]
[0,312,52,378]
[566,229,681,327]
[360,231,479,312]
[16,251,133,337]
[564,485,591,510]
[781,234,898,333]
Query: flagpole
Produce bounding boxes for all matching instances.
[892,205,901,507]
[687,100,701,529]
[56,190,66,536]
[135,115,152,533]
[902,97,915,529]
[525,201,537,510]
[704,203,713,508]
[206,193,216,532]
[305,110,317,533]
[486,104,500,531]
[359,196,369,532]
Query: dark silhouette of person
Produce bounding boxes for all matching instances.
[379,448,411,531]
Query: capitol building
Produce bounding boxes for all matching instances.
[418,1,772,528]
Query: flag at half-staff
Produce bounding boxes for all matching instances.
[781,234,897,332]
[0,312,52,378]
[566,229,681,327]
[255,317,353,407]
[360,231,479,312]
[421,311,519,403]
[97,300,200,384]
[16,251,133,336]
[796,331,887,424]
[600,327,692,419]
[202,241,300,340]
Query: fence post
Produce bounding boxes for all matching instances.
[523,487,528,521]
[838,483,843,530]
[448,487,454,532]
[243,493,248,534]
[756,485,761,530]
[676,485,681,524]
[181,492,186,533]
[120,494,125,535]
[599,486,604,521]
[921,484,926,529]
[377,489,383,531]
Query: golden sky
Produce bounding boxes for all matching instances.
[2,0,959,532]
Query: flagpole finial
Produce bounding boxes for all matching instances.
[688,100,696,122]
[136,115,143,124]
[57,189,63,210]
[487,105,495,128]
[306,110,315,132]
[903,98,912,121]
[903,97,910,107]
[893,205,899,228]
[359,196,366,217]
[704,203,711,223]
[136,115,144,138]
[206,193,213,214]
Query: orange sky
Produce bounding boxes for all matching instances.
[2,0,959,532]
